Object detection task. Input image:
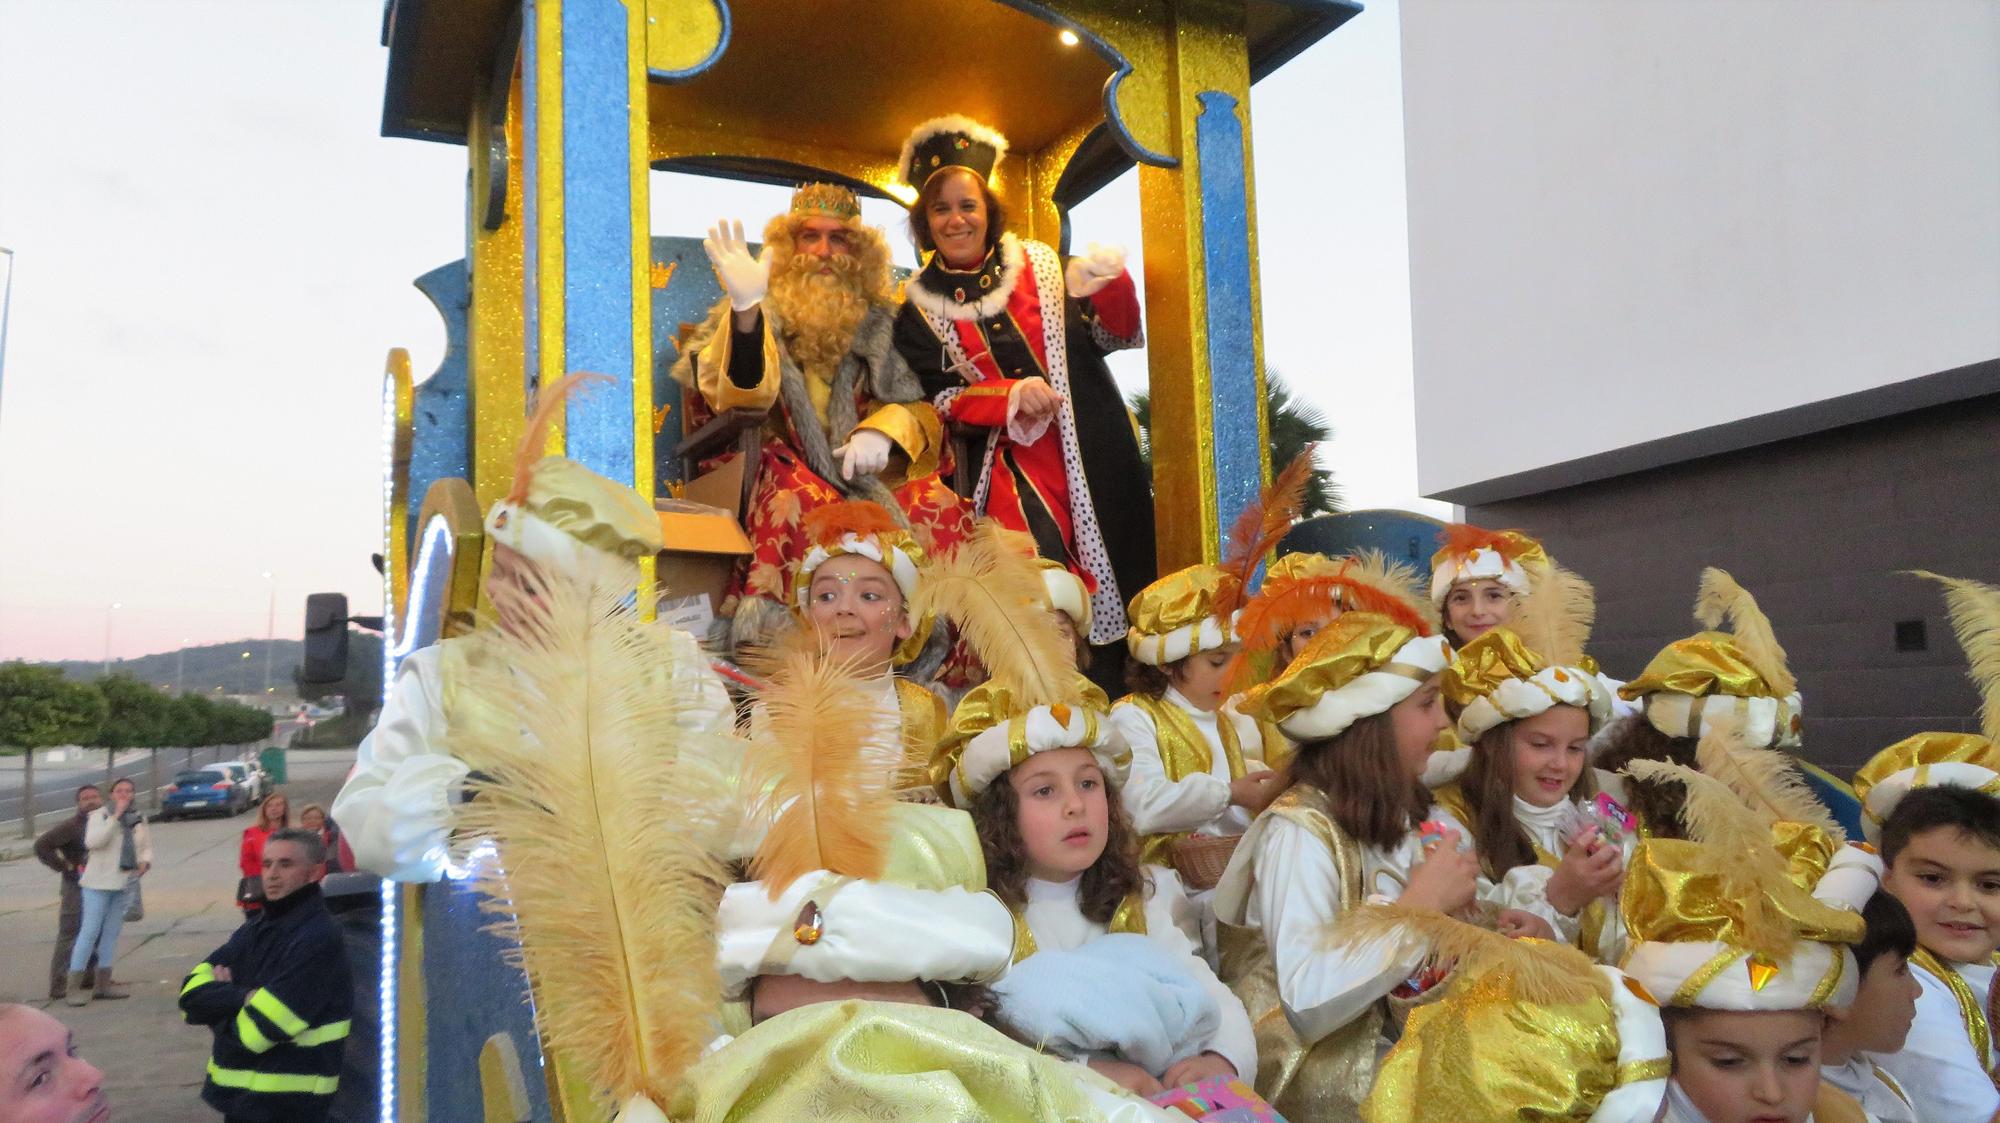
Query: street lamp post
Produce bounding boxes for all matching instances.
[101,602,121,677]
[176,637,191,694]
[261,571,276,697]
[0,247,15,435]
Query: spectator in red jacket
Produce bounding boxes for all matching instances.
[239,792,290,912]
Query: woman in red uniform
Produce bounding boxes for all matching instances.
[892,115,1157,675]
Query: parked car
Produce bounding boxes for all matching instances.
[159,769,247,820]
[216,760,266,804]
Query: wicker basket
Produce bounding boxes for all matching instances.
[1169,833,1242,892]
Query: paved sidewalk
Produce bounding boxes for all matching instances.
[0,748,357,1122]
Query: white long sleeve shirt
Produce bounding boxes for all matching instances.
[1874,957,1998,1123]
[1821,1056,1917,1123]
[332,642,463,882]
[1019,869,1258,1080]
[1237,813,1423,1044]
[1111,687,1266,840]
[1228,801,1552,1046]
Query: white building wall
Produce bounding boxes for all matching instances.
[1400,0,2000,500]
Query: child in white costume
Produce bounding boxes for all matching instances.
[1856,738,2000,1123]
[783,499,949,799]
[939,675,1258,1093]
[1618,757,1880,1123]
[1211,608,1564,1121]
[704,800,1178,1122]
[1111,564,1282,870]
[1431,562,1629,960]
[1816,892,1922,1123]
[705,640,1176,1122]
[333,379,725,882]
[1431,521,1636,722]
[1851,573,2000,1123]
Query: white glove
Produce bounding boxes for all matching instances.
[703,219,770,312]
[1063,242,1126,298]
[833,428,893,480]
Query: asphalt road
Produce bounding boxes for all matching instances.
[1,746,260,839]
[2,723,309,838]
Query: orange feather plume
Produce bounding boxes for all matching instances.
[801,499,903,550]
[741,645,900,898]
[507,371,611,507]
[1217,447,1316,617]
[1226,549,1433,693]
[1436,521,1531,562]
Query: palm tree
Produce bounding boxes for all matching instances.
[1127,369,1341,516]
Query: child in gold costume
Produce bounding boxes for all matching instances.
[1615,749,1878,1123]
[785,499,949,800]
[1210,595,1565,1121]
[1432,562,1628,962]
[1851,571,2000,1123]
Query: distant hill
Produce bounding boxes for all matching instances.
[44,640,305,698]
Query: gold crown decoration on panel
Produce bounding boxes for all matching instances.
[649,260,676,290]
[788,182,862,222]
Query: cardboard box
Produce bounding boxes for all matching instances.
[657,490,753,627]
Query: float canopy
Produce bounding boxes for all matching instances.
[379,0,1358,207]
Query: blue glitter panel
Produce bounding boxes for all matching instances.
[423,871,557,1123]
[1195,90,1263,563]
[407,261,471,557]
[558,0,638,484]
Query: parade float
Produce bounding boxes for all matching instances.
[317,2,1864,1119]
[333,2,1370,1119]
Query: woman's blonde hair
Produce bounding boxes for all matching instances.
[296,802,328,827]
[256,791,291,830]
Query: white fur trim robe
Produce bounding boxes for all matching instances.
[1874,957,1999,1123]
[1111,687,1265,840]
[1020,870,1257,1080]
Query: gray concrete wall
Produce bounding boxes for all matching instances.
[1468,393,2000,777]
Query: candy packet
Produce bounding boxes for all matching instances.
[1557,791,1636,850]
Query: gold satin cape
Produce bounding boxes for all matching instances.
[893,678,949,801]
[667,1000,1119,1122]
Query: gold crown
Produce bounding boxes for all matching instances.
[790,182,862,222]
